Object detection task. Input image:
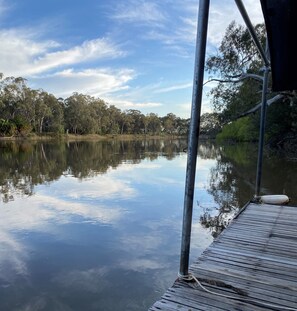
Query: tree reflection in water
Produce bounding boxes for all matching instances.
[1,140,296,239]
[199,143,297,238]
[0,139,186,203]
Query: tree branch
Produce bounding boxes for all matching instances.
[204,73,263,86]
[236,94,284,119]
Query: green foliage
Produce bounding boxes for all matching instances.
[207,21,297,145]
[206,22,265,77]
[200,112,221,137]
[13,116,32,136]
[217,117,258,142]
[0,73,190,137]
[146,113,162,135]
[0,119,16,136]
[206,22,265,122]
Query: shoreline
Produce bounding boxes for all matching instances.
[0,133,186,142]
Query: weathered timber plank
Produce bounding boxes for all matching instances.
[201,250,297,274]
[166,285,272,311]
[206,244,297,266]
[187,268,297,304]
[149,203,297,311]
[196,255,297,278]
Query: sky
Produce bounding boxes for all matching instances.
[0,0,264,117]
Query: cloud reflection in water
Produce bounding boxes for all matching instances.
[0,149,220,310]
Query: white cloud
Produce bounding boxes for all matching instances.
[0,29,124,77]
[208,0,264,46]
[154,82,192,94]
[112,0,166,25]
[30,38,124,75]
[52,267,111,293]
[105,98,163,110]
[0,194,122,231]
[103,80,192,111]
[0,173,138,242]
[144,0,264,53]
[144,21,196,58]
[54,174,136,201]
[118,258,165,272]
[31,68,135,98]
[0,29,58,76]
[0,180,132,278]
[0,163,141,279]
[0,230,29,280]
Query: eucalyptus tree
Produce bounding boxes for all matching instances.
[0,76,35,134]
[126,109,145,134]
[175,117,189,136]
[43,93,64,133]
[162,113,178,135]
[106,105,122,134]
[89,98,108,134]
[206,21,265,121]
[146,113,162,135]
[31,90,53,133]
[200,113,221,137]
[119,110,133,134]
[206,21,296,143]
[64,93,97,134]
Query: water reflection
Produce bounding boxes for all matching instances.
[0,139,186,203]
[200,143,297,237]
[0,139,296,310]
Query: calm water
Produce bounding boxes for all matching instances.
[0,139,296,310]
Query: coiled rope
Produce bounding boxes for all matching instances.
[178,273,297,311]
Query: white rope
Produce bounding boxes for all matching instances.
[179,274,297,311]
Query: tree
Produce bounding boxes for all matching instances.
[126,109,145,134]
[175,117,189,136]
[89,99,108,134]
[200,112,221,137]
[64,93,97,134]
[206,22,265,121]
[32,90,52,134]
[146,113,162,135]
[0,76,34,135]
[43,93,64,134]
[0,73,193,138]
[106,105,122,134]
[206,21,297,144]
[162,113,177,135]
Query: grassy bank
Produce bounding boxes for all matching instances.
[0,133,185,142]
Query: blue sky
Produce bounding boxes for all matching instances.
[0,0,263,117]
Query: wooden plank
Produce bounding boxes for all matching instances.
[196,256,297,279]
[149,203,297,311]
[201,250,297,274]
[187,268,297,304]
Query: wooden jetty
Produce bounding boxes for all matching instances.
[149,202,297,310]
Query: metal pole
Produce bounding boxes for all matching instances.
[234,0,270,67]
[179,0,210,279]
[255,67,269,198]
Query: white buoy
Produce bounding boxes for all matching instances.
[260,195,289,205]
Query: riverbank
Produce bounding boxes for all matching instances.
[0,133,185,142]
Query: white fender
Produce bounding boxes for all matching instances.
[260,195,289,205]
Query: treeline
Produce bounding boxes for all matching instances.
[0,74,189,137]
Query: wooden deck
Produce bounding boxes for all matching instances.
[149,203,297,310]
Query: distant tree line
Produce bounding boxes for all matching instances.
[0,74,190,137]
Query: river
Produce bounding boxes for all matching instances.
[0,139,296,310]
